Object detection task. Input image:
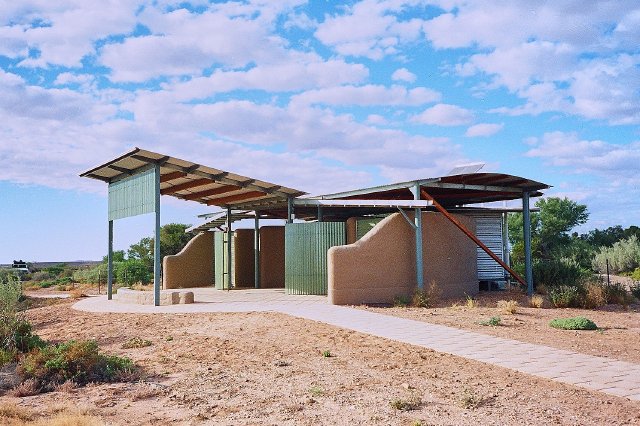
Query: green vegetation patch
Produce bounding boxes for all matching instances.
[18,340,136,391]
[549,317,597,330]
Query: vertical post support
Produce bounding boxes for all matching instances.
[107,220,113,300]
[226,206,232,291]
[317,205,323,222]
[502,212,511,289]
[411,183,424,290]
[153,164,161,306]
[287,197,294,224]
[522,191,533,296]
[254,213,260,289]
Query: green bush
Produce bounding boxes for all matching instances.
[550,317,597,330]
[532,258,587,289]
[18,340,136,391]
[593,235,640,274]
[548,285,583,308]
[114,259,151,285]
[631,267,640,281]
[1,276,45,366]
[631,283,640,300]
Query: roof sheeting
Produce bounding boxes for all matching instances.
[316,173,550,207]
[80,148,305,208]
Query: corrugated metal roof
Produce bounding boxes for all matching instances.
[80,148,305,208]
[315,173,550,207]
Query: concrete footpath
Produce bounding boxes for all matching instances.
[74,289,640,402]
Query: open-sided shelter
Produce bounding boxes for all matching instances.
[81,148,549,306]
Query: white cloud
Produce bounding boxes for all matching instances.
[425,1,640,124]
[315,0,425,59]
[465,123,503,137]
[165,55,369,99]
[1,1,141,68]
[290,84,440,107]
[391,67,416,83]
[412,103,474,126]
[526,131,640,178]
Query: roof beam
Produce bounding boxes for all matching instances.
[207,190,266,206]
[130,154,299,200]
[161,178,213,195]
[421,181,523,193]
[183,185,241,201]
[160,171,187,183]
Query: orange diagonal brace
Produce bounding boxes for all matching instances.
[420,189,526,287]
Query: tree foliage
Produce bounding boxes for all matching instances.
[508,197,589,265]
[127,223,193,271]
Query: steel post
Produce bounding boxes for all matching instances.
[107,220,113,300]
[154,164,161,306]
[522,192,533,295]
[287,197,294,223]
[226,206,232,291]
[412,183,424,290]
[254,213,260,289]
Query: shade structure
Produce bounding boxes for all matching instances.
[80,147,305,208]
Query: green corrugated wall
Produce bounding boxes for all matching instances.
[284,222,345,295]
[214,231,233,290]
[108,167,156,221]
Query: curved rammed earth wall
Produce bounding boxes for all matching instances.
[163,232,214,289]
[328,212,477,305]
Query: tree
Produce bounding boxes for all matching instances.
[508,197,589,263]
[126,224,193,271]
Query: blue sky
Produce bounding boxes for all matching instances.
[1,0,639,263]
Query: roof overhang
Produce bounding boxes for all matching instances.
[315,173,550,207]
[80,148,306,208]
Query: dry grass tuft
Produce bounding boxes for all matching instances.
[0,402,34,422]
[68,289,86,299]
[129,383,164,401]
[497,300,519,315]
[9,379,40,397]
[465,296,478,309]
[584,283,607,309]
[529,295,544,308]
[121,337,153,349]
[54,380,76,393]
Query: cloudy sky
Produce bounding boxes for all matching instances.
[1,0,639,262]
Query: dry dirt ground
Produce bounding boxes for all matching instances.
[1,292,640,425]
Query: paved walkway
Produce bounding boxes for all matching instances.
[73,289,640,402]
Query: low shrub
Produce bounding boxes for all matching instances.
[631,283,640,300]
[389,395,421,411]
[497,300,518,314]
[465,295,478,308]
[529,295,544,308]
[18,340,136,391]
[583,282,606,309]
[531,258,588,289]
[480,316,501,327]
[393,295,410,307]
[549,317,597,330]
[602,282,633,306]
[632,267,640,281]
[121,337,152,349]
[548,285,582,308]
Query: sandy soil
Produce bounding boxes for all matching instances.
[0,296,639,425]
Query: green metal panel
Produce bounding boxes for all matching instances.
[355,217,384,241]
[214,231,234,289]
[285,222,345,295]
[108,167,156,221]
